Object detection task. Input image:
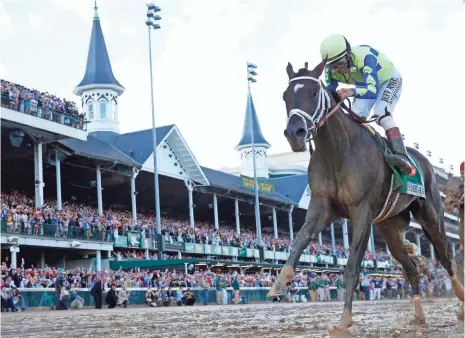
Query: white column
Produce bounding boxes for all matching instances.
[34,142,44,208]
[318,232,323,246]
[56,152,62,210]
[130,169,138,222]
[430,242,435,260]
[40,251,45,269]
[288,206,294,241]
[416,233,422,255]
[369,225,375,252]
[96,250,102,272]
[272,207,278,240]
[96,164,103,216]
[213,193,219,230]
[330,223,336,254]
[342,219,349,250]
[235,199,240,235]
[107,250,112,258]
[185,180,195,229]
[145,248,150,260]
[10,246,19,269]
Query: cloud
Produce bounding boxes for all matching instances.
[28,13,42,28]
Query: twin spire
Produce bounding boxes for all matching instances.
[235,92,270,151]
[74,1,124,96]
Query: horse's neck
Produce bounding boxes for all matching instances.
[313,105,354,168]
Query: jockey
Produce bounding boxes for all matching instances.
[320,34,412,175]
[461,161,464,182]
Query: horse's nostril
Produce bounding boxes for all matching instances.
[296,128,307,139]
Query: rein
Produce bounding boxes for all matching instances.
[288,75,378,134]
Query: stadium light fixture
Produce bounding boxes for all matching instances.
[145,3,163,256]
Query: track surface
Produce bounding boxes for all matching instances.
[1,299,463,337]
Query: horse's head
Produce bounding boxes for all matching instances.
[443,176,464,214]
[282,60,329,152]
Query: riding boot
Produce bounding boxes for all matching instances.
[385,127,412,175]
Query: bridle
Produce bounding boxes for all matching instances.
[287,76,341,140]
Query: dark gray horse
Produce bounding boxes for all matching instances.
[267,60,464,329]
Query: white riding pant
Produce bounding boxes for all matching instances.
[352,67,403,119]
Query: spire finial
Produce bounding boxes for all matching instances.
[93,0,99,20]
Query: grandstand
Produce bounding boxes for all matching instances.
[0,3,461,277]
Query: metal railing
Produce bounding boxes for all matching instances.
[0,220,112,242]
[1,95,86,131]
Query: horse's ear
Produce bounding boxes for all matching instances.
[304,62,308,70]
[312,59,327,78]
[286,62,295,79]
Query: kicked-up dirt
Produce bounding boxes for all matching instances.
[1,299,463,337]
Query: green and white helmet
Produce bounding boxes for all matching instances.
[320,34,350,65]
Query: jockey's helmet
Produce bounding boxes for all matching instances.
[320,34,351,66]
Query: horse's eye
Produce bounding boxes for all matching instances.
[309,90,318,100]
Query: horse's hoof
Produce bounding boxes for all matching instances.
[458,304,464,321]
[458,312,464,322]
[328,325,357,336]
[409,316,428,327]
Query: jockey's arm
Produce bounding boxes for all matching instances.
[354,54,379,100]
[325,68,339,91]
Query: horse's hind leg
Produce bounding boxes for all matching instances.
[410,199,464,303]
[376,211,427,325]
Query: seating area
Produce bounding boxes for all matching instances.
[1,79,85,130]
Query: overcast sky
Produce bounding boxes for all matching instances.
[1,0,464,174]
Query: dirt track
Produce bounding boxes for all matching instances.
[1,299,463,337]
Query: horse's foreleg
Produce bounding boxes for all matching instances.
[267,196,333,298]
[337,210,372,331]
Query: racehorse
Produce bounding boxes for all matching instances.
[444,172,464,284]
[267,60,464,330]
[443,168,464,320]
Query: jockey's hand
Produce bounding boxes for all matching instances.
[337,88,355,100]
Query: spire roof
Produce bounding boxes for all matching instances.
[74,2,124,96]
[235,92,270,151]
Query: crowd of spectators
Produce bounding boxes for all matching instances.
[0,79,85,130]
[1,191,367,258]
[1,256,454,312]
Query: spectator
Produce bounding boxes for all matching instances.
[117,286,129,308]
[1,286,15,312]
[215,275,226,305]
[90,276,107,309]
[106,283,118,308]
[69,289,84,309]
[184,288,196,306]
[145,288,157,307]
[231,274,240,305]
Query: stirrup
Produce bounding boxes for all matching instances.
[386,154,412,175]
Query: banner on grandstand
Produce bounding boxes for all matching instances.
[115,236,128,247]
[184,243,195,253]
[127,232,141,248]
[195,243,204,254]
[238,247,247,257]
[240,175,274,195]
[141,237,152,249]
